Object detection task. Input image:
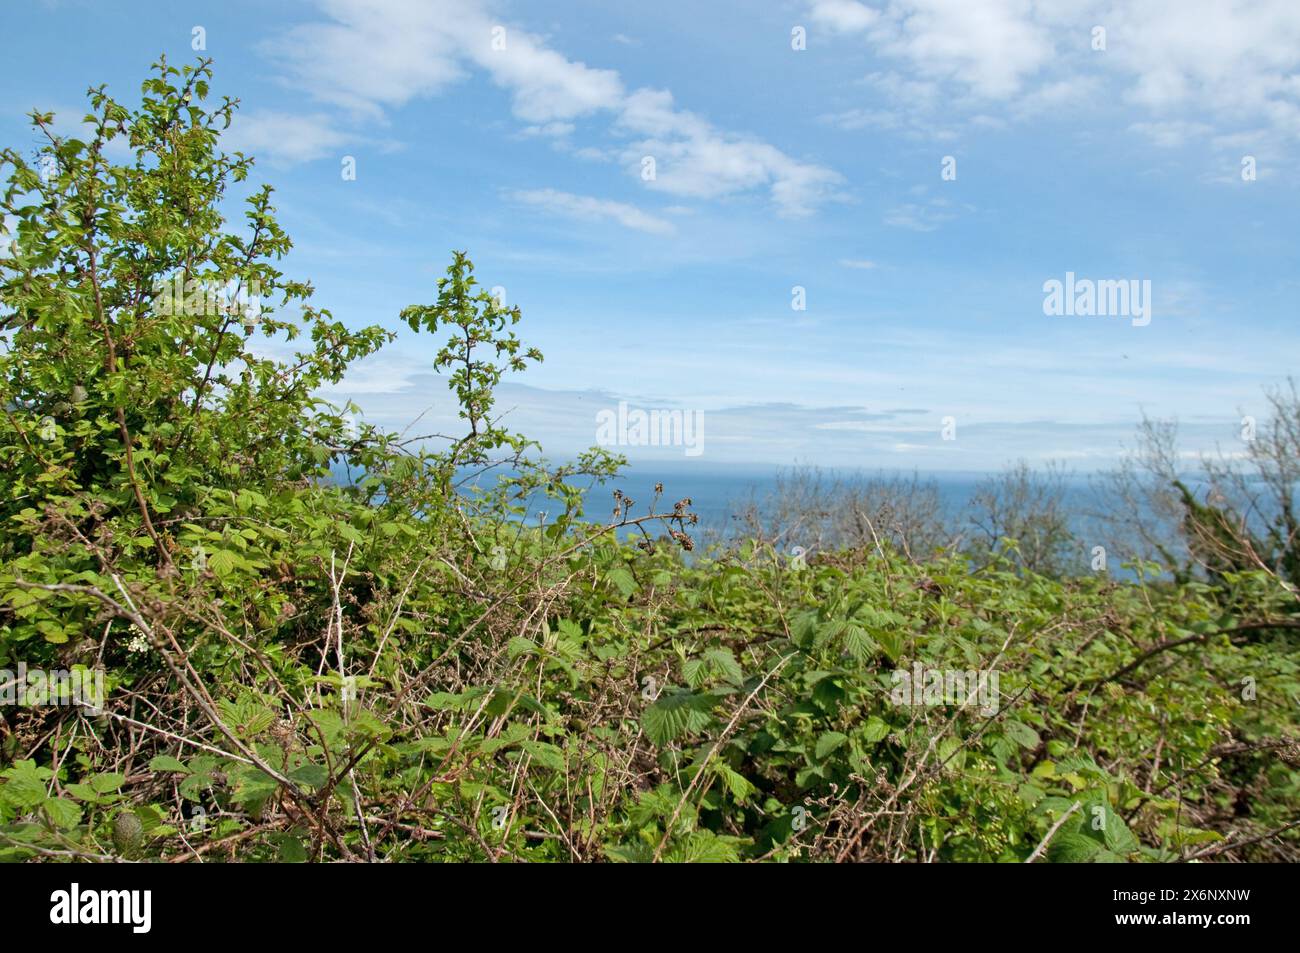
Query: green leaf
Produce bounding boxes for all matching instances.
[862,716,890,744]
[703,647,744,685]
[289,763,329,791]
[664,830,740,863]
[606,567,637,598]
[0,761,51,809]
[682,658,708,688]
[875,628,903,663]
[1004,720,1040,750]
[231,767,278,806]
[1048,830,1102,863]
[814,619,846,650]
[519,740,566,771]
[1101,807,1139,854]
[604,842,654,863]
[714,763,756,802]
[642,690,713,747]
[815,731,849,759]
[842,623,877,661]
[65,783,101,802]
[89,772,126,794]
[42,796,82,829]
[507,636,537,659]
[208,549,237,578]
[148,755,191,774]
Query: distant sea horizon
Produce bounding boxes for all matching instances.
[329,451,1265,578]
[446,460,1117,546]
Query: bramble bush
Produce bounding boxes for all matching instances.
[0,60,1296,863]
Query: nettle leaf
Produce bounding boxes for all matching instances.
[1004,720,1040,750]
[64,783,102,803]
[148,755,191,774]
[664,830,742,863]
[207,549,238,578]
[862,716,891,744]
[606,567,638,598]
[478,723,530,754]
[814,619,846,651]
[275,833,309,863]
[642,690,713,747]
[231,766,278,806]
[178,771,215,802]
[90,772,126,794]
[842,623,877,662]
[507,636,537,659]
[288,763,329,791]
[714,763,757,802]
[790,611,820,648]
[42,796,82,829]
[703,648,743,685]
[0,761,52,809]
[218,696,277,737]
[686,647,744,688]
[1101,807,1139,854]
[1048,831,1101,863]
[815,731,849,760]
[874,628,903,663]
[937,735,967,770]
[604,842,655,863]
[519,739,566,771]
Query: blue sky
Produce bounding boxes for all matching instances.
[5,0,1299,470]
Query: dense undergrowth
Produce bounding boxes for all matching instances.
[0,59,1297,863]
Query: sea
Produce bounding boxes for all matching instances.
[456,462,1120,549]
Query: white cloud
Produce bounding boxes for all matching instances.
[810,0,1300,146]
[1129,119,1214,149]
[809,0,879,33]
[269,0,624,125]
[264,0,842,216]
[883,196,959,232]
[519,121,577,138]
[619,88,843,217]
[224,110,350,164]
[509,188,675,235]
[1102,0,1300,116]
[868,0,1056,100]
[270,0,471,118]
[471,25,624,123]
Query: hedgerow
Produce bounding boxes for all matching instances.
[0,59,1296,863]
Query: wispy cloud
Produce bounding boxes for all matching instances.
[809,0,880,34]
[617,88,843,217]
[883,197,958,232]
[263,0,843,216]
[224,110,351,165]
[808,0,1300,147]
[508,188,675,235]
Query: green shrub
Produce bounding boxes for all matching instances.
[0,59,1296,863]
